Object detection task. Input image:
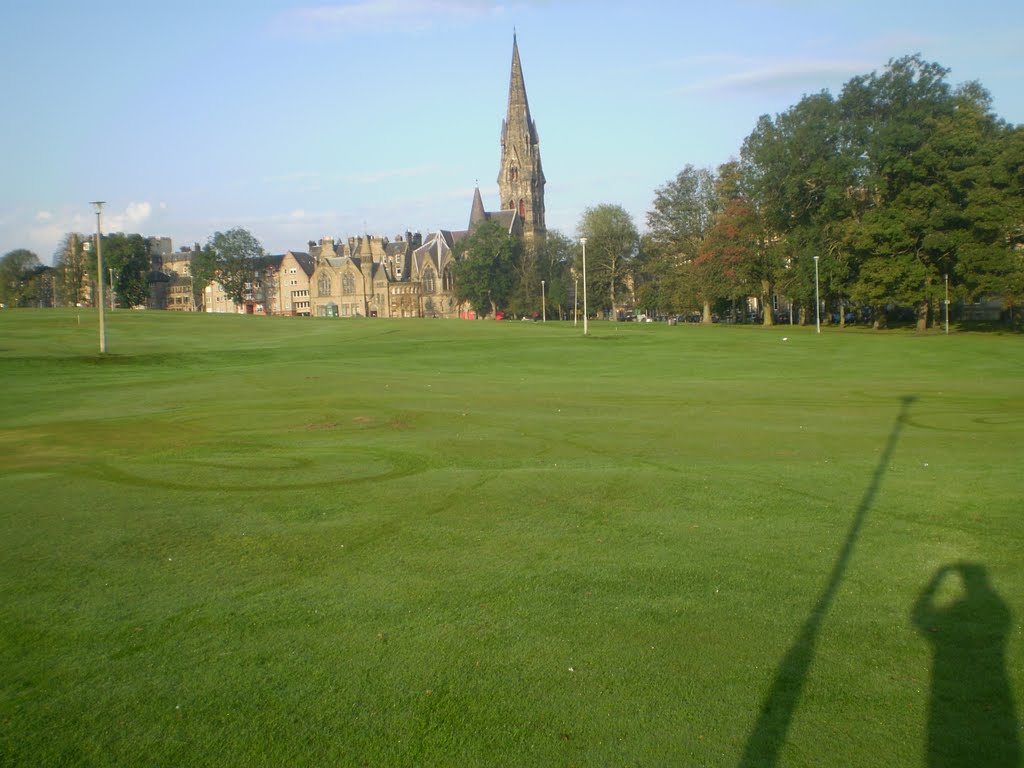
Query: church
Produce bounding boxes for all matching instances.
[306,35,546,319]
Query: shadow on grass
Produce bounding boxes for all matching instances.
[738,395,916,767]
[912,563,1020,767]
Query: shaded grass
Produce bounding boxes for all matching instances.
[1,310,1022,766]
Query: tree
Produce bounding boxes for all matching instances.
[189,247,217,311]
[100,233,151,308]
[453,220,520,317]
[0,249,42,307]
[534,231,575,319]
[642,165,720,318]
[647,165,719,259]
[576,204,639,319]
[53,234,89,307]
[206,228,266,306]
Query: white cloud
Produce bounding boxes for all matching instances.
[344,164,439,184]
[670,57,875,96]
[101,201,153,234]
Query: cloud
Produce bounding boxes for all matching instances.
[670,57,875,96]
[344,164,439,184]
[102,201,153,234]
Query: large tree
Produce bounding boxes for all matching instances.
[642,165,720,318]
[453,220,520,317]
[189,247,217,311]
[206,228,266,306]
[576,204,639,319]
[100,233,151,308]
[737,54,1024,330]
[534,231,575,319]
[53,234,89,307]
[0,249,42,307]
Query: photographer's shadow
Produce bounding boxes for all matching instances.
[912,563,1020,767]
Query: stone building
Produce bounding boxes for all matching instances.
[276,250,315,315]
[497,33,545,246]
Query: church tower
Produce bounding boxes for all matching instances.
[498,34,546,243]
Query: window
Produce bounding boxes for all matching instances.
[422,269,435,294]
[317,273,331,296]
[342,273,355,294]
[442,266,453,292]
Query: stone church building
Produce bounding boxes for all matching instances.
[307,35,546,319]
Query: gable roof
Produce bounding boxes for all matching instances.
[285,251,315,277]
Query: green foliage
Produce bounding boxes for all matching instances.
[53,233,89,307]
[638,166,720,316]
[738,54,1023,329]
[453,220,520,316]
[101,233,152,308]
[0,249,41,307]
[576,204,639,317]
[189,247,218,311]
[206,228,266,305]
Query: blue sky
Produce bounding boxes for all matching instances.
[2,0,1022,263]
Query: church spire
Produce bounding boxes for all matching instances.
[499,33,545,243]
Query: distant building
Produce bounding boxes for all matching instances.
[276,250,315,315]
[497,33,545,246]
[150,36,546,319]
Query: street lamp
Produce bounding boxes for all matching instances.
[813,255,821,335]
[580,237,589,336]
[574,278,578,327]
[90,201,107,353]
[541,279,546,322]
[945,273,950,335]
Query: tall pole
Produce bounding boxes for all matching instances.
[580,238,589,336]
[813,255,821,335]
[90,201,107,353]
[109,267,115,310]
[541,279,546,322]
[574,278,578,327]
[945,273,949,335]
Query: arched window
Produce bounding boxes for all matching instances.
[519,198,526,219]
[509,165,518,182]
[423,268,435,294]
[442,266,454,292]
[342,273,355,294]
[317,273,331,296]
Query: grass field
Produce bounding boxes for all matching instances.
[1,310,1021,767]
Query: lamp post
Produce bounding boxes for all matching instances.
[90,201,107,353]
[541,279,546,322]
[945,273,950,335]
[109,267,116,311]
[580,238,589,336]
[813,254,821,335]
[574,278,578,327]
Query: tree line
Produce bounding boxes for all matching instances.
[1,227,271,312]
[456,55,1024,329]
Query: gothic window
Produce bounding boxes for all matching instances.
[423,269,435,294]
[317,273,331,296]
[519,198,526,219]
[442,266,453,292]
[509,165,518,182]
[342,273,355,294]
